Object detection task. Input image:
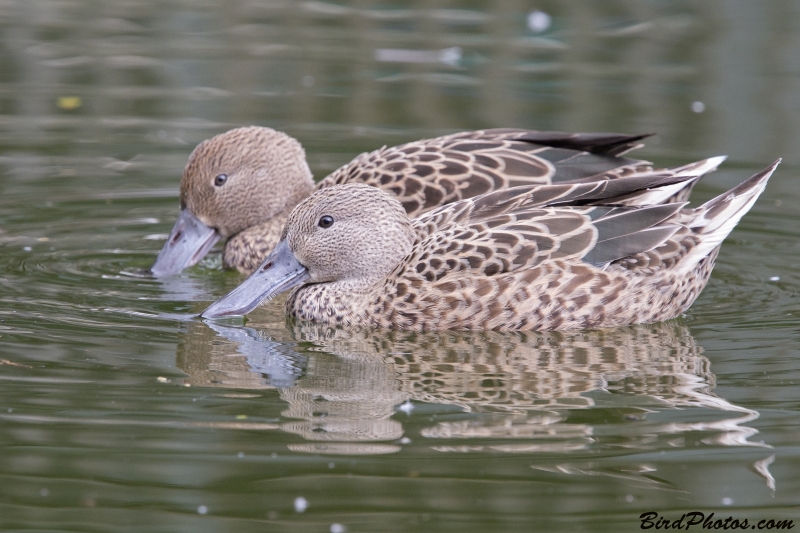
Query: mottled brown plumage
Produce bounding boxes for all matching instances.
[152,126,725,276]
[202,160,779,330]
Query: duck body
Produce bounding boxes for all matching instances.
[202,160,779,331]
[151,126,724,277]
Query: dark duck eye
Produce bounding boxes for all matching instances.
[214,174,228,187]
[318,215,334,228]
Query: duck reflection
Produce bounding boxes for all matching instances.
[176,318,768,462]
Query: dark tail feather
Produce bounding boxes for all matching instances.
[514,131,655,157]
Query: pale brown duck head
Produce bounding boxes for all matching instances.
[150,126,315,277]
[202,183,416,318]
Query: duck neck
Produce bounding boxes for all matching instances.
[287,239,413,326]
[223,209,291,275]
[286,279,381,326]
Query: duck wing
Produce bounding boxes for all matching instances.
[316,129,702,217]
[400,181,688,286]
[381,178,691,330]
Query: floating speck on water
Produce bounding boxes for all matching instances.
[527,10,551,32]
[198,505,208,515]
[625,494,635,503]
[691,101,705,113]
[400,437,411,444]
[722,497,732,506]
[40,488,49,497]
[769,276,780,281]
[331,524,346,533]
[328,462,335,469]
[398,400,414,414]
[7,408,12,413]
[238,452,245,458]
[57,96,82,110]
[23,246,31,252]
[235,414,247,420]
[156,376,169,383]
[437,47,462,66]
[294,496,308,513]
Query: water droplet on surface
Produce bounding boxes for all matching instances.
[528,11,552,32]
[294,496,308,513]
[398,400,414,414]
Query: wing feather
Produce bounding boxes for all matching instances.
[315,129,686,218]
[394,175,700,295]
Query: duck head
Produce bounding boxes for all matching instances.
[150,126,315,277]
[202,183,416,318]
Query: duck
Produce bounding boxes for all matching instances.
[150,126,725,277]
[201,160,779,330]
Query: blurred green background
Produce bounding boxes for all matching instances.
[0,1,799,532]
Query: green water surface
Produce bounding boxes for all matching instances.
[1,1,799,532]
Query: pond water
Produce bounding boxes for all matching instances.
[1,1,800,531]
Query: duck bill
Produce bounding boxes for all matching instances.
[150,209,220,277]
[201,240,309,319]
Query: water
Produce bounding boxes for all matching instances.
[1,1,800,531]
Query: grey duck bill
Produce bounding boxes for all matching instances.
[151,209,221,277]
[201,240,309,318]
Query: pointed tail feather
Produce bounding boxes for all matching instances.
[514,131,654,156]
[560,155,728,206]
[670,155,728,178]
[662,155,728,204]
[610,155,728,205]
[679,159,780,269]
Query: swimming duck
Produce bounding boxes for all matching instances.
[150,126,725,277]
[201,160,779,330]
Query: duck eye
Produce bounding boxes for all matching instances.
[318,215,334,228]
[214,174,228,187]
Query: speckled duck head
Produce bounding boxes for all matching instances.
[150,126,314,277]
[201,183,416,317]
